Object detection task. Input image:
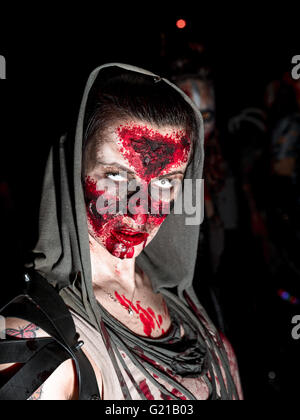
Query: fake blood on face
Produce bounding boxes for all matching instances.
[84,176,149,259]
[116,123,190,229]
[117,124,191,183]
[84,124,190,260]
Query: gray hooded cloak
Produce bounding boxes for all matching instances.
[30,63,239,400]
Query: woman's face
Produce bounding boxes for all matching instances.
[83,119,191,259]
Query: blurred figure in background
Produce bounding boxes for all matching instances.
[228,107,269,262]
[170,55,239,336]
[266,76,300,282]
[226,73,300,398]
[263,73,300,399]
[168,42,300,399]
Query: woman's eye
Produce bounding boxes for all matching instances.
[106,173,127,182]
[153,179,173,189]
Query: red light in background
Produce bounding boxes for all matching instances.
[176,19,186,29]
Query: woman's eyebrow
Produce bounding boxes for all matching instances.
[96,160,184,178]
[159,170,185,178]
[96,160,136,175]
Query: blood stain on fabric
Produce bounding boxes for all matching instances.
[171,388,187,400]
[139,379,155,400]
[160,392,173,400]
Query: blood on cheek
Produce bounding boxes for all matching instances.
[84,177,134,258]
[84,173,168,244]
[84,176,116,229]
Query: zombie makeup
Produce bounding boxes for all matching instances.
[84,122,191,260]
[178,78,216,141]
[85,175,149,259]
[116,124,190,182]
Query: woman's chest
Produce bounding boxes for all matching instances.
[97,288,172,338]
[118,349,211,400]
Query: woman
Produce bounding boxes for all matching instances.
[0,64,243,400]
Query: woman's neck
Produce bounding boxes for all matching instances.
[89,234,139,294]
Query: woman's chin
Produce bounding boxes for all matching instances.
[110,242,146,260]
[109,239,153,260]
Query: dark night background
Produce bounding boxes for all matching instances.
[0,6,299,400]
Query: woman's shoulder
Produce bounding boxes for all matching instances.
[3,317,49,339]
[0,317,77,400]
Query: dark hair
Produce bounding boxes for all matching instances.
[83,67,198,157]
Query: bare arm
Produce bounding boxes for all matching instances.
[0,318,77,400]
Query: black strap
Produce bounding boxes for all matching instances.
[0,338,54,364]
[0,270,101,400]
[0,341,70,400]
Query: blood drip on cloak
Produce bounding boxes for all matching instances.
[135,348,188,400]
[139,379,155,400]
[136,349,188,400]
[160,389,187,400]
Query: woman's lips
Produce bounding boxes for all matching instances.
[112,228,149,246]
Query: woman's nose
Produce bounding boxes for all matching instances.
[126,181,150,226]
[130,212,148,226]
